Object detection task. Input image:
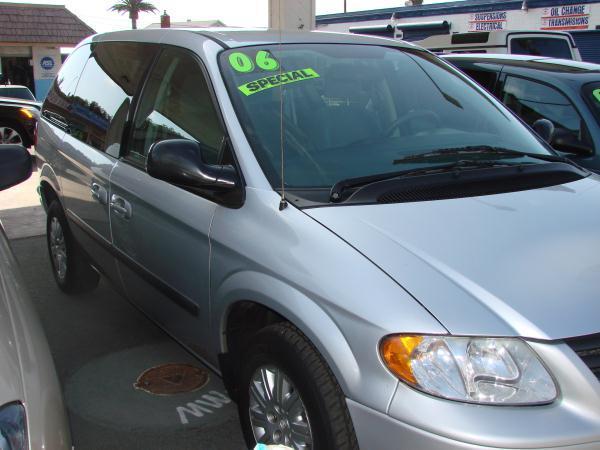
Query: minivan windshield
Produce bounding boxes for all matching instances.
[220,44,553,190]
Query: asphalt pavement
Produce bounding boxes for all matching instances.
[9,236,247,450]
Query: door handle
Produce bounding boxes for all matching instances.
[110,194,132,220]
[90,182,107,204]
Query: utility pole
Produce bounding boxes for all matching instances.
[344,0,347,13]
[268,0,316,31]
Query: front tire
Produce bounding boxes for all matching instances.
[46,200,99,294]
[238,322,359,450]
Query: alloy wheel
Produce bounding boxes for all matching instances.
[248,365,313,449]
[0,126,23,145]
[49,217,67,281]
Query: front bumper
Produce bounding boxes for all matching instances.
[347,399,600,450]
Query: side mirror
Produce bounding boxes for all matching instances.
[147,138,240,192]
[532,118,555,143]
[0,145,32,191]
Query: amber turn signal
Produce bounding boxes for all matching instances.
[380,335,423,384]
[18,108,34,119]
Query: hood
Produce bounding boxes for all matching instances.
[306,176,600,340]
[0,97,41,110]
[0,227,25,404]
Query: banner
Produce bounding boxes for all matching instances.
[468,11,507,31]
[541,4,590,30]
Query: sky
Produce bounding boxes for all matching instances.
[2,0,461,32]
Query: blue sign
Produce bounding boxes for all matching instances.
[40,56,55,71]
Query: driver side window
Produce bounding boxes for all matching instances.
[127,47,225,166]
[501,75,592,151]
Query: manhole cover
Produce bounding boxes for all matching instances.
[134,363,210,395]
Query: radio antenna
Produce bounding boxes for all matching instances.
[277,0,288,211]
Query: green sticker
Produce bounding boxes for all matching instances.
[593,88,600,103]
[238,68,320,96]
[229,52,254,73]
[255,50,280,71]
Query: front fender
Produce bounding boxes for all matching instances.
[214,269,361,389]
[209,188,447,413]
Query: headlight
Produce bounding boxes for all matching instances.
[380,335,557,405]
[0,403,27,450]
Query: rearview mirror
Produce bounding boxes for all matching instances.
[532,119,555,143]
[147,139,241,202]
[0,145,32,191]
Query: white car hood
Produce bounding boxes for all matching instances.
[306,176,600,340]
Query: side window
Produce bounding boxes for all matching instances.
[510,38,573,59]
[42,44,91,129]
[69,42,158,155]
[127,47,225,166]
[462,68,498,92]
[501,75,592,150]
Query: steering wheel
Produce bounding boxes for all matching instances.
[383,110,442,137]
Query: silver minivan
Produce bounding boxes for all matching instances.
[36,29,600,449]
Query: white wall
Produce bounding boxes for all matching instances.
[317,3,600,34]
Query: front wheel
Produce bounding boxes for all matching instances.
[238,322,359,450]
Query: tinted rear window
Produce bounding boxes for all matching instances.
[42,44,92,130]
[68,42,158,155]
[510,37,573,59]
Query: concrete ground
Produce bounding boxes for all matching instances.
[2,165,247,449]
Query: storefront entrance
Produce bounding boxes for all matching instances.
[0,56,35,96]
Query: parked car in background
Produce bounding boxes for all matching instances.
[0,85,36,102]
[0,98,40,147]
[417,30,581,60]
[0,144,71,450]
[37,29,600,449]
[443,53,600,172]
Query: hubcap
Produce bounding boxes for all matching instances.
[49,217,67,281]
[0,126,23,145]
[249,365,312,449]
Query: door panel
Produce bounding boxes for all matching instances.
[109,47,228,358]
[59,131,120,283]
[109,161,216,353]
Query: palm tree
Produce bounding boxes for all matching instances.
[109,0,158,30]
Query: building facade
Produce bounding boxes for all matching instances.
[316,0,600,60]
[0,2,94,100]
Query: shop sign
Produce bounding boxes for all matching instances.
[32,47,61,80]
[468,11,507,31]
[40,56,55,71]
[541,4,590,30]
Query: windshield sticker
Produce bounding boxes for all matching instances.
[229,50,280,73]
[238,68,320,96]
[228,52,255,73]
[593,88,600,103]
[255,50,280,71]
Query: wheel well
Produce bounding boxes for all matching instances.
[39,180,59,211]
[220,301,286,400]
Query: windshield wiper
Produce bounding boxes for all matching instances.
[329,159,521,203]
[393,145,568,165]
